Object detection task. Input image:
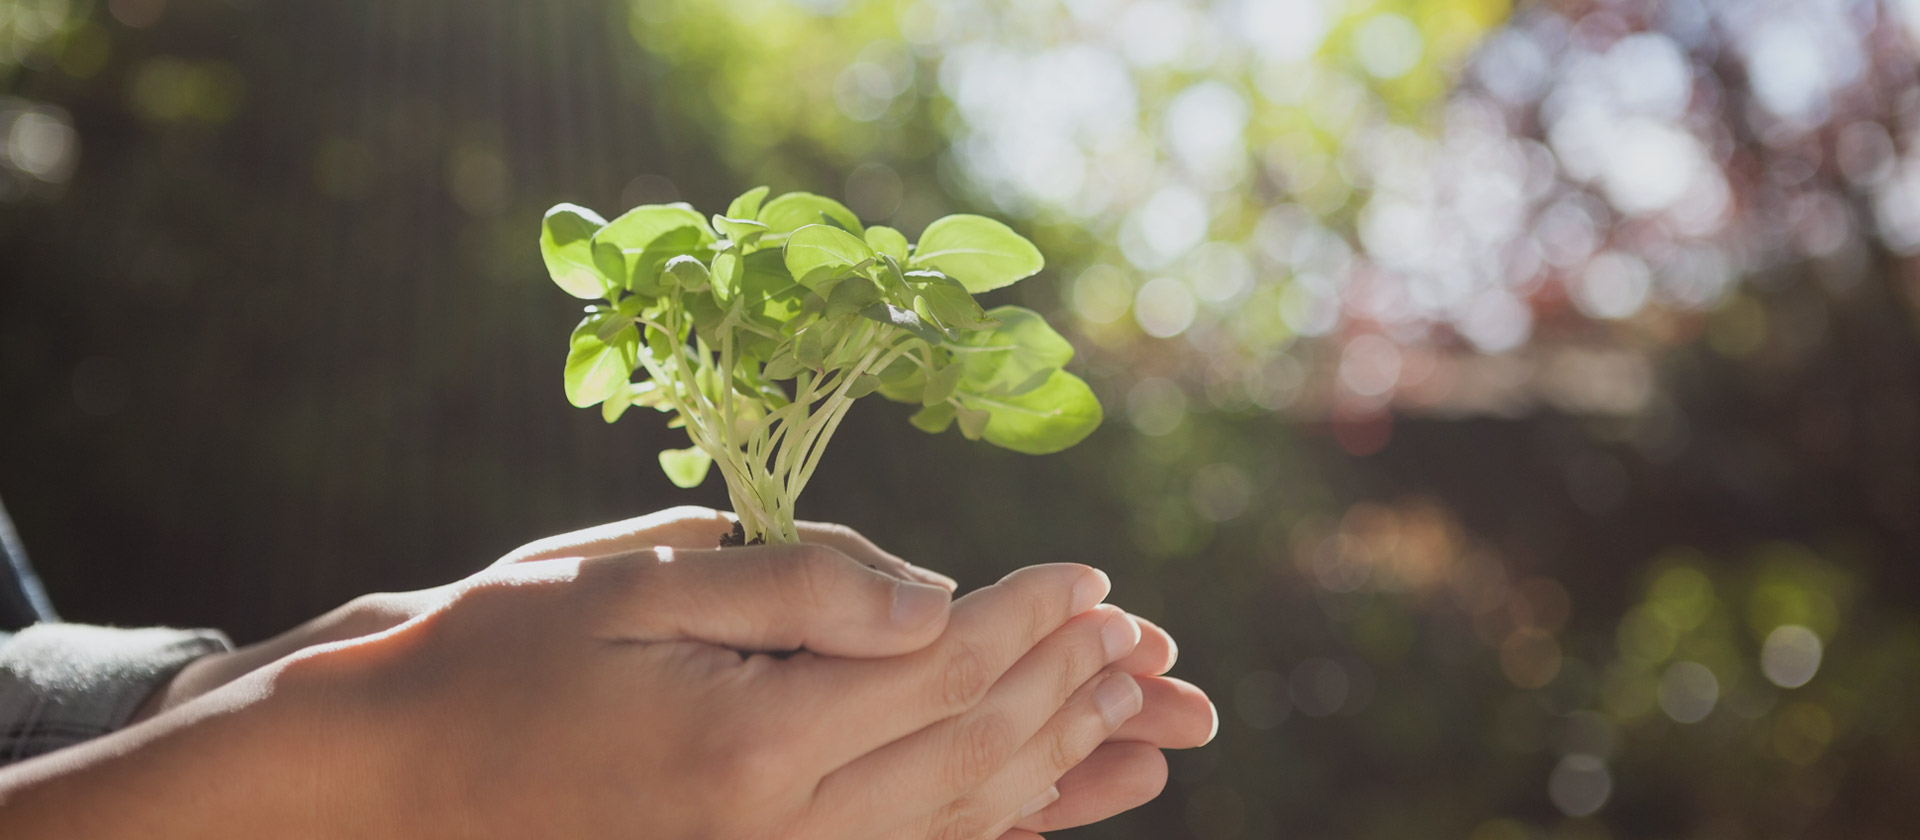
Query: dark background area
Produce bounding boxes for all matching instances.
[4,1,1919,838]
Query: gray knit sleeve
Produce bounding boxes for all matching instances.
[0,623,232,766]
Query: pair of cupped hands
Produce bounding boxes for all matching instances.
[96,506,1217,839]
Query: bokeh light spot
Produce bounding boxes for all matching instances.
[1353,14,1423,80]
[1658,661,1719,723]
[1760,625,1823,689]
[1134,276,1198,338]
[1548,754,1613,817]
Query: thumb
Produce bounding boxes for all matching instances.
[600,542,953,657]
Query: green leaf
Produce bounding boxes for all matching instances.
[784,224,875,290]
[908,214,1044,294]
[760,192,864,239]
[875,354,926,403]
[658,447,712,488]
[683,287,726,338]
[824,275,882,319]
[763,341,805,379]
[910,402,956,433]
[956,405,990,440]
[710,249,743,301]
[923,361,964,406]
[860,302,945,345]
[565,316,639,408]
[738,250,808,329]
[593,241,630,292]
[845,374,882,399]
[601,388,632,423]
[865,225,909,263]
[541,204,611,299]
[595,203,712,252]
[795,313,857,369]
[727,186,770,221]
[712,215,768,245]
[907,270,997,333]
[665,255,711,290]
[954,305,1074,396]
[957,369,1102,455]
[595,314,635,343]
[630,225,708,295]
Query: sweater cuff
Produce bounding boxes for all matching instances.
[0,623,233,765]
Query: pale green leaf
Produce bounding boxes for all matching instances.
[565,316,639,408]
[784,224,874,290]
[958,369,1102,455]
[727,186,770,221]
[865,225,910,263]
[760,192,864,239]
[910,402,957,433]
[860,302,944,345]
[954,306,1074,396]
[907,214,1044,293]
[957,405,990,440]
[658,447,712,488]
[541,204,611,300]
[594,203,712,252]
[923,361,963,406]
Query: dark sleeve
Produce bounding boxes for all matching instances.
[0,497,59,632]
[0,624,232,766]
[0,496,233,767]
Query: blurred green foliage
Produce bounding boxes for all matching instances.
[3,0,1919,838]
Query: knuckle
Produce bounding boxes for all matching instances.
[1045,721,1088,773]
[1054,642,1092,701]
[951,710,1016,788]
[938,640,995,711]
[696,732,795,800]
[786,545,846,608]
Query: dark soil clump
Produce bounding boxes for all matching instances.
[717,520,765,548]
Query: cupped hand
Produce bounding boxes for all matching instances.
[290,541,1131,839]
[139,506,1217,839]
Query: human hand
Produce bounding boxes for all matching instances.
[282,541,1141,838]
[134,506,1217,837]
[499,506,1220,837]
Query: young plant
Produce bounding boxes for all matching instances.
[540,187,1103,545]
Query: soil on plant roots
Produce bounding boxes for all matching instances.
[717,520,765,548]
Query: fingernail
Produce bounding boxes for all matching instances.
[1096,672,1142,728]
[1019,785,1060,818]
[891,581,950,629]
[1100,609,1137,662]
[923,569,959,592]
[1070,569,1110,614]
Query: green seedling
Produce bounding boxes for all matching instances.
[540,187,1103,545]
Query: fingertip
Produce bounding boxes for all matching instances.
[914,567,960,592]
[1071,568,1111,614]
[890,580,953,632]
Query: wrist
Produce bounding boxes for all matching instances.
[0,659,347,839]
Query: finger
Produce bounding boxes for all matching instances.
[970,785,1057,840]
[814,604,1136,827]
[796,518,959,592]
[1015,741,1167,833]
[499,506,732,563]
[1113,615,1176,676]
[997,833,1045,840]
[795,564,1109,798]
[502,508,961,592]
[580,541,951,657]
[1108,676,1218,748]
[903,671,1144,840]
